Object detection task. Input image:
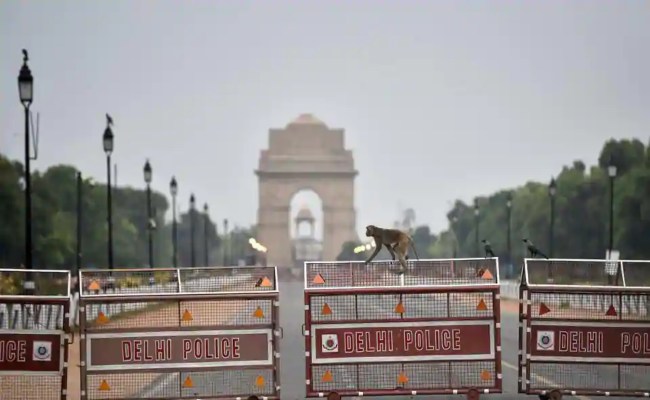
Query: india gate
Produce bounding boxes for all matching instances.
[255,114,359,268]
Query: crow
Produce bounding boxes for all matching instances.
[481,239,496,258]
[523,238,549,259]
[106,113,113,126]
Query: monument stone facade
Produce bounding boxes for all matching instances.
[255,114,359,268]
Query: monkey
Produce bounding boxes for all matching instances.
[364,225,419,274]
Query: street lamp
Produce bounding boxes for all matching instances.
[548,177,557,258]
[506,192,512,264]
[608,161,617,255]
[450,215,458,258]
[190,194,196,268]
[474,199,480,257]
[203,203,209,267]
[18,50,34,292]
[74,172,83,294]
[223,218,229,266]
[170,177,178,268]
[144,159,153,268]
[102,114,115,270]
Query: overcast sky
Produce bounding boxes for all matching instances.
[1,0,649,241]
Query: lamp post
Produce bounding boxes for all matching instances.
[102,115,114,270]
[143,160,153,268]
[505,192,514,279]
[170,177,178,268]
[506,192,512,264]
[190,194,196,268]
[474,199,480,257]
[608,162,617,254]
[223,218,229,266]
[203,203,209,267]
[549,177,557,258]
[18,50,34,292]
[76,172,83,272]
[74,172,83,293]
[450,215,458,258]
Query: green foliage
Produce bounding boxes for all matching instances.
[411,225,436,258]
[0,153,223,270]
[434,138,650,277]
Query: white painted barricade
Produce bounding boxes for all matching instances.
[518,258,650,399]
[303,258,503,399]
[77,266,281,400]
[0,268,72,400]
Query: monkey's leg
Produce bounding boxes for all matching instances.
[397,254,408,274]
[390,243,408,260]
[395,242,409,274]
[385,244,396,260]
[365,245,382,265]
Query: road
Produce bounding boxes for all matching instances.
[132,276,646,399]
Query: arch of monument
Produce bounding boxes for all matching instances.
[255,114,359,268]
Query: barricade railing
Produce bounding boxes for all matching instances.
[518,258,650,399]
[0,268,72,400]
[78,266,281,400]
[70,267,258,327]
[303,258,502,399]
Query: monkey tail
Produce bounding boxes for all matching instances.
[409,238,420,260]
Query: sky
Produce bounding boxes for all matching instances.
[1,0,649,241]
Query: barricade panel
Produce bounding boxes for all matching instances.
[304,258,502,398]
[524,258,624,287]
[79,266,280,400]
[305,258,499,289]
[0,268,71,400]
[518,258,650,398]
[622,260,650,288]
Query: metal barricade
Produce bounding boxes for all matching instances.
[78,266,281,400]
[303,258,502,399]
[0,268,72,400]
[518,258,650,399]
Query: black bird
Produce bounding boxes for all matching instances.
[106,113,113,127]
[22,49,28,62]
[481,239,496,258]
[523,238,549,259]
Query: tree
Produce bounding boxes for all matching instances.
[0,155,25,267]
[0,152,224,270]
[411,225,436,258]
[177,209,221,267]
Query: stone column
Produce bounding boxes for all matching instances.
[322,206,358,261]
[257,205,292,268]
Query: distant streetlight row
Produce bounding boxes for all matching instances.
[452,169,618,263]
[101,123,213,269]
